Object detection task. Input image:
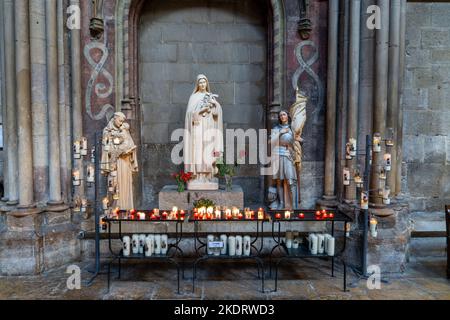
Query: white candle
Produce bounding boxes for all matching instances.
[228,236,236,256]
[379,167,386,180]
[370,218,378,237]
[324,234,332,253]
[384,153,392,171]
[349,138,357,157]
[91,146,95,163]
[215,209,221,220]
[123,236,131,257]
[383,187,391,204]
[354,174,363,188]
[81,137,88,156]
[292,238,299,249]
[87,165,95,183]
[284,210,291,219]
[345,141,352,160]
[81,198,87,212]
[361,191,369,210]
[72,170,80,186]
[309,234,318,255]
[232,207,240,219]
[138,212,146,220]
[139,234,146,254]
[73,140,81,158]
[345,223,351,237]
[285,230,293,249]
[132,234,139,254]
[154,234,161,255]
[207,235,214,255]
[102,197,109,210]
[317,234,325,254]
[258,208,264,220]
[99,215,107,232]
[144,235,153,257]
[161,234,168,255]
[243,236,251,256]
[235,235,243,256]
[343,167,350,186]
[373,133,381,153]
[220,234,228,255]
[327,237,335,256]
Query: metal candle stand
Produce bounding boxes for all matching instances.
[267,209,352,292]
[104,210,184,294]
[189,214,267,293]
[342,134,394,277]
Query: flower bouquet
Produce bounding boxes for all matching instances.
[172,170,193,193]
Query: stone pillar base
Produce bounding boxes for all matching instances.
[316,196,339,209]
[338,201,411,274]
[159,185,244,210]
[0,207,81,275]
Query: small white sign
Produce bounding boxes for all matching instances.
[208,241,224,248]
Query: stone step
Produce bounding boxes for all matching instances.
[410,211,446,232]
[409,211,447,259]
[409,237,447,258]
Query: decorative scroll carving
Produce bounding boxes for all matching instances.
[84,41,115,121]
[292,40,324,124]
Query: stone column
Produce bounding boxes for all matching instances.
[345,0,361,202]
[3,0,19,205]
[370,0,390,206]
[15,0,34,208]
[58,0,71,203]
[386,0,401,195]
[70,0,84,197]
[322,0,339,203]
[396,0,407,195]
[335,0,350,200]
[30,0,49,204]
[46,0,63,205]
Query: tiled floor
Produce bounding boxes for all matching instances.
[0,257,448,300]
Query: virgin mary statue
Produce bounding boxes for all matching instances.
[184,74,224,190]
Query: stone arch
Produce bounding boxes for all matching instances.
[114,0,286,120]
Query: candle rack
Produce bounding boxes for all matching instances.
[188,211,268,293]
[267,209,352,292]
[103,210,184,294]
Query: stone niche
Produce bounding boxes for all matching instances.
[0,208,81,275]
[138,0,267,208]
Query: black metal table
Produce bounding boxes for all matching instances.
[104,210,185,294]
[268,209,352,292]
[189,214,267,293]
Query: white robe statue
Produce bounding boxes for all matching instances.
[184,74,224,190]
[101,112,138,209]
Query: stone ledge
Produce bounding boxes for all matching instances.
[159,185,244,210]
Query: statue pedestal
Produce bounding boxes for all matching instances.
[158,185,244,210]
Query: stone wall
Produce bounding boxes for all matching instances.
[402,2,450,212]
[138,0,267,208]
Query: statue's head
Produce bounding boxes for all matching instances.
[278,110,290,125]
[194,74,210,93]
[113,112,126,128]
